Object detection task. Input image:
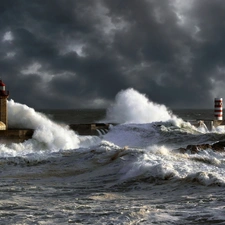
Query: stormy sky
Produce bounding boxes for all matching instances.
[1,0,225,109]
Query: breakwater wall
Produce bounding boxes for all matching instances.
[0,123,112,143]
[69,123,111,135]
[0,129,34,143]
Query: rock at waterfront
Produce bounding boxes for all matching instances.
[175,142,225,154]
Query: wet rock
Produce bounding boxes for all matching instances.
[176,147,187,154]
[186,145,199,154]
[175,142,224,154]
[200,144,212,150]
[212,141,225,151]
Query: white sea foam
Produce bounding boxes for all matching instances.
[103,123,160,148]
[2,100,82,155]
[103,88,198,134]
[105,88,176,123]
[110,144,225,186]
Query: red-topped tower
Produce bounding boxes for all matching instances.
[0,80,9,129]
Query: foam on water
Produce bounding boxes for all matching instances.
[99,87,225,186]
[0,100,98,156]
[112,144,225,186]
[103,121,209,150]
[1,89,224,186]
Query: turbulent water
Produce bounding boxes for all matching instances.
[1,88,225,224]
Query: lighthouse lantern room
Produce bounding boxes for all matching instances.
[0,80,9,130]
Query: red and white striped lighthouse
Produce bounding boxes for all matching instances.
[214,98,223,120]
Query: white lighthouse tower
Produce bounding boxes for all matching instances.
[0,80,9,130]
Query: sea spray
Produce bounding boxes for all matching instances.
[104,88,178,124]
[7,100,80,152]
[102,88,201,147]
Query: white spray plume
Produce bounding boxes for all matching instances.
[7,100,80,151]
[104,88,175,123]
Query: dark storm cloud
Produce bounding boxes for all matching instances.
[0,0,225,109]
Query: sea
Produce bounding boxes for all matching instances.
[1,88,225,225]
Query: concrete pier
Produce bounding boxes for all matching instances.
[69,123,111,135]
[0,129,34,143]
[0,123,112,143]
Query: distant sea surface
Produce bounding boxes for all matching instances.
[3,94,225,225]
[40,108,107,124]
[40,108,214,124]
